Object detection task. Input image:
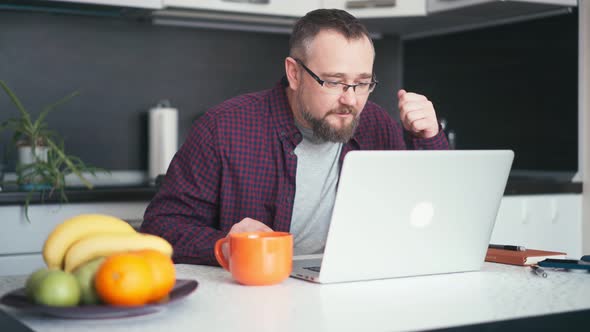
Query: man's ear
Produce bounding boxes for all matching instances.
[285,57,300,91]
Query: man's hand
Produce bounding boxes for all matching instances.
[398,89,439,139]
[222,218,273,259]
[228,218,273,235]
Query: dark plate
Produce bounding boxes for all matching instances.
[0,279,198,319]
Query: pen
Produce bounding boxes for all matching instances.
[488,244,526,251]
[531,265,548,278]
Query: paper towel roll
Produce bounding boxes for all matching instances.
[148,103,178,182]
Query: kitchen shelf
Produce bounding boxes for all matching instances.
[0,186,157,206]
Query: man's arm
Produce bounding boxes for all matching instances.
[140,115,225,266]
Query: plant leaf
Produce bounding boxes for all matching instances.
[35,90,79,130]
[46,138,93,189]
[0,80,32,125]
[24,190,34,223]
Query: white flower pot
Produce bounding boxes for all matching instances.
[17,145,51,190]
[17,145,49,165]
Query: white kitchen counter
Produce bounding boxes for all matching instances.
[1,262,590,332]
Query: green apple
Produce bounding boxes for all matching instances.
[73,257,106,305]
[33,270,80,307]
[25,268,52,301]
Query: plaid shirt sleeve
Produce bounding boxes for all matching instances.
[404,126,449,150]
[141,112,224,266]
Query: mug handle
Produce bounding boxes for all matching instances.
[214,237,230,271]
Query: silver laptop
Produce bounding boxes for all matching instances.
[291,150,514,283]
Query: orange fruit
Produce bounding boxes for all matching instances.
[94,253,154,306]
[135,249,176,302]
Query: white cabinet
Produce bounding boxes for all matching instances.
[50,0,163,9]
[427,0,577,13]
[0,202,149,276]
[162,0,322,17]
[490,194,582,259]
[323,0,426,18]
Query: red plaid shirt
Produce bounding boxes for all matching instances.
[141,79,449,265]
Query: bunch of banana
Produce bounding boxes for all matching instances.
[64,232,173,272]
[43,214,173,272]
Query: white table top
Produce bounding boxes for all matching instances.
[1,262,589,332]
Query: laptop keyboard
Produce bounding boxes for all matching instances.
[303,266,321,272]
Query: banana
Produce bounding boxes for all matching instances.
[43,214,136,269]
[63,233,173,273]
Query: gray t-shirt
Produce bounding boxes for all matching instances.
[290,125,342,255]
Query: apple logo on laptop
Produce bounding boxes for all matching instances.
[410,201,434,228]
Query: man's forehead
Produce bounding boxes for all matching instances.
[304,34,374,76]
[305,30,374,61]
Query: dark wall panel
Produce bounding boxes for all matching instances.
[1,11,288,171]
[403,12,578,173]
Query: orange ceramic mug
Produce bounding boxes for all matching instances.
[214,231,293,286]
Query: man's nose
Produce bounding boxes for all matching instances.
[339,87,357,106]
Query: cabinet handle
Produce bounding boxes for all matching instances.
[346,0,396,9]
[221,0,270,4]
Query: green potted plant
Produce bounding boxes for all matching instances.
[0,80,104,219]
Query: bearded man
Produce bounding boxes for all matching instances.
[141,9,449,265]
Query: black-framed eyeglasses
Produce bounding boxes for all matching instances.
[294,58,378,95]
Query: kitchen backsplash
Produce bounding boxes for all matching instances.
[0,9,399,172]
[403,10,578,175]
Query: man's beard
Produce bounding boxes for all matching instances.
[297,96,360,143]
